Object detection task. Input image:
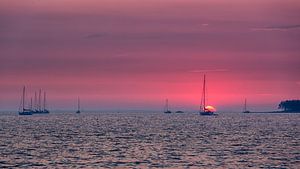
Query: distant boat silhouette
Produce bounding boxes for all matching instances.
[199,75,216,116]
[19,86,33,115]
[243,98,250,113]
[175,110,184,113]
[76,97,81,114]
[164,99,172,114]
[32,89,49,114]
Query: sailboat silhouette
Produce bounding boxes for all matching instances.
[164,99,172,114]
[76,97,81,114]
[199,75,216,116]
[18,86,34,115]
[33,89,49,114]
[243,98,250,113]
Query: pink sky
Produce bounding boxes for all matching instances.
[0,0,299,111]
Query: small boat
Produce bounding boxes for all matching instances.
[175,111,184,113]
[243,98,250,113]
[76,97,81,114]
[19,86,33,115]
[164,99,172,114]
[199,75,216,116]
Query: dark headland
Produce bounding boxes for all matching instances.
[245,100,300,114]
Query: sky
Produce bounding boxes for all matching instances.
[0,0,300,111]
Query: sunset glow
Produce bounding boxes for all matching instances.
[0,0,299,111]
[1,1,299,168]
[205,106,216,112]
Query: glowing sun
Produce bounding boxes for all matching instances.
[205,105,216,112]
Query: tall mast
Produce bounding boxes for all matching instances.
[30,97,33,110]
[44,91,46,111]
[34,92,37,110]
[244,99,247,112]
[39,89,41,111]
[22,86,25,111]
[78,97,80,111]
[166,99,169,111]
[203,75,206,111]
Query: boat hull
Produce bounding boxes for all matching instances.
[19,111,33,115]
[164,111,172,114]
[200,111,215,116]
[32,110,50,114]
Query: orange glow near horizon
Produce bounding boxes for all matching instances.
[205,106,216,112]
[0,0,299,111]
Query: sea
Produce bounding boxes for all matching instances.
[0,112,299,168]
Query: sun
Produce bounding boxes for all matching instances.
[205,105,216,112]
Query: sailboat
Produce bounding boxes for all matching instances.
[19,86,33,115]
[199,75,216,116]
[164,99,172,114]
[243,99,250,113]
[42,91,50,114]
[76,97,81,114]
[33,89,49,114]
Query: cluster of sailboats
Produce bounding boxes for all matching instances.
[19,86,82,115]
[164,75,217,116]
[19,75,219,116]
[19,86,49,115]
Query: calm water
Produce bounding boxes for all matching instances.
[0,112,299,168]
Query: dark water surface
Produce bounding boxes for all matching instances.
[0,112,299,168]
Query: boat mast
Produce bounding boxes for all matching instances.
[22,86,25,111]
[39,89,41,111]
[43,91,46,111]
[203,75,206,112]
[244,99,247,112]
[30,97,33,110]
[166,99,169,111]
[78,97,81,111]
[34,92,37,110]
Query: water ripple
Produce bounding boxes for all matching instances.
[0,112,299,168]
